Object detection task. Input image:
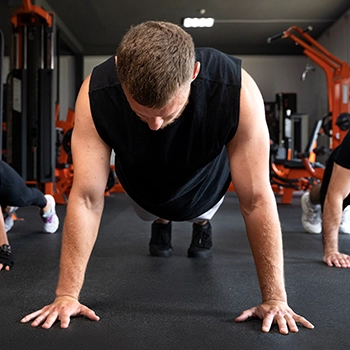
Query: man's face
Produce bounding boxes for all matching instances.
[123,86,190,131]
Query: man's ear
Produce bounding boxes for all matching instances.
[192,62,201,81]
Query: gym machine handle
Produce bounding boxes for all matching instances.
[267,26,313,43]
[267,31,285,43]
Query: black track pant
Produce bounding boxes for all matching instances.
[0,160,46,209]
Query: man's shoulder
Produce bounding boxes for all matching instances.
[90,56,119,92]
[196,48,240,62]
[195,48,241,85]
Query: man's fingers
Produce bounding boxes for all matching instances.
[324,253,350,268]
[235,309,254,322]
[261,311,275,333]
[284,314,298,333]
[339,257,350,268]
[29,309,56,328]
[21,309,44,323]
[40,312,59,329]
[81,306,100,321]
[21,300,100,330]
[59,314,72,329]
[276,314,290,335]
[294,315,314,329]
[334,260,341,267]
[236,303,314,335]
[0,263,9,271]
[326,258,349,268]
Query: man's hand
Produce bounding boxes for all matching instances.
[0,263,10,271]
[323,251,350,268]
[20,295,100,329]
[235,300,314,334]
[0,249,13,271]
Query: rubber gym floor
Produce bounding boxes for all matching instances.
[1,191,350,350]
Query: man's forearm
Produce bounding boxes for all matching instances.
[55,199,103,299]
[322,199,342,254]
[0,216,9,245]
[243,202,287,303]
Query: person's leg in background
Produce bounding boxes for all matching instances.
[0,160,59,233]
[301,148,350,234]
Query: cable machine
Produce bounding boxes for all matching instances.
[7,0,56,193]
[268,26,350,149]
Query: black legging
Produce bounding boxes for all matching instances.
[320,147,350,211]
[0,160,46,209]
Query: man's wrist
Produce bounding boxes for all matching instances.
[0,244,11,255]
[55,294,79,300]
[323,248,338,256]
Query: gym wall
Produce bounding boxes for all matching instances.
[2,8,349,154]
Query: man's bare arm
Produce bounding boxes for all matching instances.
[21,74,112,328]
[228,69,313,334]
[322,163,350,267]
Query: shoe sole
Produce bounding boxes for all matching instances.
[187,250,212,258]
[301,215,321,234]
[149,246,173,257]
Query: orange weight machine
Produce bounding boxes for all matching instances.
[268,25,350,149]
[54,106,74,204]
[267,26,350,203]
[270,119,325,204]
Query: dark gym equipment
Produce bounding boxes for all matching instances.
[336,112,350,131]
[6,0,56,193]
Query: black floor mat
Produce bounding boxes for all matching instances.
[1,192,349,350]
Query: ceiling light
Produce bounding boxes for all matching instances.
[183,17,215,28]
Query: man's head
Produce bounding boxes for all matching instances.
[116,21,196,109]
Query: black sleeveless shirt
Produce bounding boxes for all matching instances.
[335,130,350,169]
[89,48,241,220]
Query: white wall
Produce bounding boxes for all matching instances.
[239,55,318,114]
[84,56,110,79]
[57,56,77,120]
[313,9,350,122]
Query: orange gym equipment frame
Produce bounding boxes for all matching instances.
[267,26,350,203]
[268,25,350,149]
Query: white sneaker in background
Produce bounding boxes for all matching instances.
[41,195,59,233]
[3,207,18,233]
[339,206,350,234]
[301,192,322,234]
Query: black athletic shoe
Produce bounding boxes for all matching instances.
[187,221,212,258]
[149,221,173,257]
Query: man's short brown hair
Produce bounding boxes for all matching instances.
[116,21,195,108]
